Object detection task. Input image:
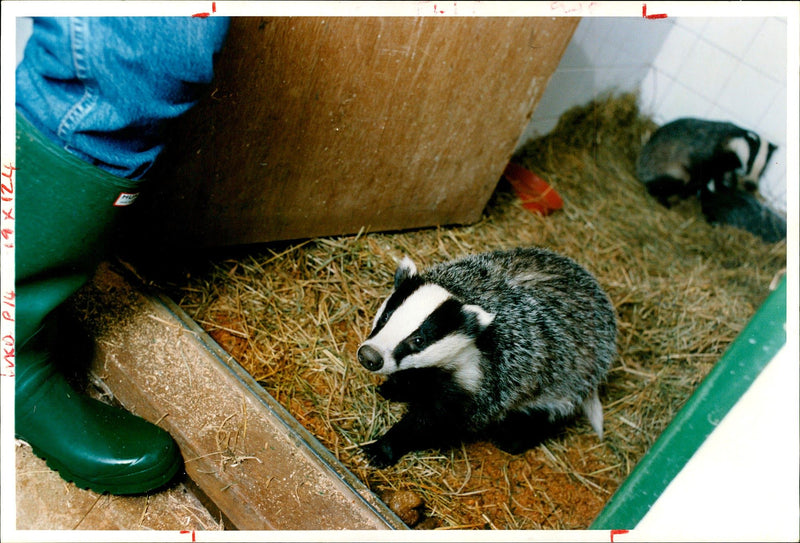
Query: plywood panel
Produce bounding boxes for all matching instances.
[136,17,578,249]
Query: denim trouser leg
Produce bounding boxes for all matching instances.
[16,16,230,179]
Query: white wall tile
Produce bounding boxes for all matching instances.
[746,17,788,83]
[657,81,718,122]
[652,24,699,78]
[700,18,763,59]
[629,25,675,64]
[639,69,676,118]
[567,16,591,48]
[557,35,593,69]
[515,68,598,146]
[595,66,649,94]
[590,38,622,67]
[674,38,738,102]
[674,17,709,35]
[759,144,787,213]
[716,63,782,129]
[534,69,598,118]
[582,17,619,45]
[573,17,612,56]
[760,89,790,143]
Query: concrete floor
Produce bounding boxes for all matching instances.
[15,441,221,531]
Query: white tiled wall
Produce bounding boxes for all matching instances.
[522,16,790,213]
[516,17,673,144]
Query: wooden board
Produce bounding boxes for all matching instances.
[135,16,579,249]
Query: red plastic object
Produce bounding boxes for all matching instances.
[502,162,563,216]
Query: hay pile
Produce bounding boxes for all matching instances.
[167,93,786,529]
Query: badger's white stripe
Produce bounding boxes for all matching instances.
[745,136,771,182]
[371,296,390,330]
[363,284,452,371]
[727,136,751,176]
[397,333,485,392]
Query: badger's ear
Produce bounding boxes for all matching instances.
[462,304,495,332]
[394,256,418,288]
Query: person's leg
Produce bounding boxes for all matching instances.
[17,16,230,180]
[15,16,230,495]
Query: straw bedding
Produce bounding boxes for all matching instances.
[165,93,786,529]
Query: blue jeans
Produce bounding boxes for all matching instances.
[16,17,230,180]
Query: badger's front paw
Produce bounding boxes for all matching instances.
[377,378,405,401]
[361,438,400,468]
[377,368,450,402]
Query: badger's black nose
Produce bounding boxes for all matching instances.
[357,345,383,371]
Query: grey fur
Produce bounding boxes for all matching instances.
[357,247,617,467]
[700,189,787,243]
[423,248,616,423]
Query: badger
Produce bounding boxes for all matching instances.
[700,189,787,243]
[356,247,617,468]
[636,118,777,207]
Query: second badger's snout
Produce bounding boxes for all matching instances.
[357,344,384,371]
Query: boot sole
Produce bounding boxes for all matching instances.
[25,442,183,496]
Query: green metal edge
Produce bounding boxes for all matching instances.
[591,276,787,530]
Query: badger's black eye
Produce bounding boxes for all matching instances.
[393,332,429,361]
[409,334,425,351]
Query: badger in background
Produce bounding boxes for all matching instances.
[356,247,617,468]
[700,189,787,243]
[636,118,777,208]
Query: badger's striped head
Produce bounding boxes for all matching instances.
[727,132,778,191]
[357,257,494,392]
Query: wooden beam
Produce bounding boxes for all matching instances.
[78,262,405,530]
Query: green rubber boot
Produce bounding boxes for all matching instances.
[15,113,182,495]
